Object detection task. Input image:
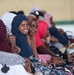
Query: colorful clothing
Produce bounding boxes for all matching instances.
[30,56,72,75]
[11,15,73,75]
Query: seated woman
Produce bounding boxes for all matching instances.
[44,13,70,47]
[0,19,12,52]
[0,19,19,53]
[11,14,34,58]
[34,16,63,59]
[0,20,33,74]
[1,12,20,53]
[27,15,52,65]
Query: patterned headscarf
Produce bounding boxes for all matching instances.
[11,15,34,58]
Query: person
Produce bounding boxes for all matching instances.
[44,13,74,63]
[11,14,34,58]
[34,17,62,58]
[1,12,20,53]
[44,13,70,47]
[0,51,33,75]
[27,15,39,59]
[31,11,58,56]
[28,15,73,68]
[27,15,53,65]
[0,20,11,52]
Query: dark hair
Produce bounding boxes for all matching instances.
[9,11,17,15]
[9,10,25,15]
[17,10,24,15]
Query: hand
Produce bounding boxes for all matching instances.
[25,58,32,73]
[12,46,21,54]
[51,56,66,65]
[40,61,49,66]
[51,36,58,43]
[44,34,50,44]
[25,58,31,67]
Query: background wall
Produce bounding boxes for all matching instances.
[0,0,74,22]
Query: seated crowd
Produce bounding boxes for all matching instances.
[0,8,74,75]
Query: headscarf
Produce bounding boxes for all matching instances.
[29,7,39,14]
[0,20,11,52]
[11,15,34,58]
[0,51,25,66]
[44,13,52,28]
[34,20,48,48]
[1,12,16,35]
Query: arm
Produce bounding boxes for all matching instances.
[44,42,49,48]
[50,36,58,43]
[31,37,39,59]
[8,35,20,53]
[8,35,16,48]
[26,35,39,59]
[37,45,56,57]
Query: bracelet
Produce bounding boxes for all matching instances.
[38,59,42,62]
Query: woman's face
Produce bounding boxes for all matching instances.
[18,20,29,34]
[29,19,38,36]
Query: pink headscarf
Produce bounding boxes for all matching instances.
[34,20,48,48]
[0,20,11,52]
[44,13,52,28]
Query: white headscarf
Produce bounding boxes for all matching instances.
[0,51,25,66]
[29,7,39,14]
[1,12,16,35]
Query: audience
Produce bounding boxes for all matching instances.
[0,8,74,74]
